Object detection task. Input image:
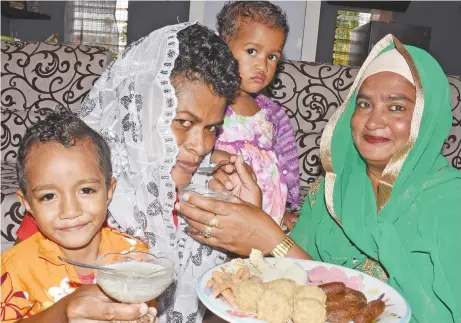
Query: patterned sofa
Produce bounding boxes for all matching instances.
[1,41,112,251]
[266,61,461,203]
[1,47,460,251]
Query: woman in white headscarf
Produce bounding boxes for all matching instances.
[79,22,243,322]
[13,22,258,322]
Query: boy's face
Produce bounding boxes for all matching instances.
[228,22,285,94]
[16,139,116,251]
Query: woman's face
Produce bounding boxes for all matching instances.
[171,81,226,187]
[351,71,416,170]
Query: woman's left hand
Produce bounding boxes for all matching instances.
[175,193,285,256]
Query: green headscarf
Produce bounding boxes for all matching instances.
[291,35,461,322]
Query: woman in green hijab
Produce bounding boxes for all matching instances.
[178,35,461,322]
[290,35,461,322]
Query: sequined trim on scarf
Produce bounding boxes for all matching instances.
[355,257,389,282]
[308,175,323,207]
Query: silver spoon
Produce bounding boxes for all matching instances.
[59,256,118,273]
[58,256,169,277]
[58,256,118,272]
[196,162,230,174]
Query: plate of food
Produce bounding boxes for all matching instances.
[197,250,411,323]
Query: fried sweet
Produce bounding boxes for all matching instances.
[264,279,298,300]
[325,290,367,323]
[354,299,385,323]
[256,289,292,323]
[344,287,367,306]
[327,307,362,323]
[235,280,265,312]
[292,298,327,323]
[294,285,327,304]
[319,282,347,297]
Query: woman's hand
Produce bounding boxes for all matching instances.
[176,193,285,256]
[209,154,262,208]
[64,284,157,323]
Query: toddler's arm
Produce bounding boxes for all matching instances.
[262,96,300,208]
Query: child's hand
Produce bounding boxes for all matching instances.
[112,308,158,323]
[64,284,152,322]
[282,210,299,232]
[210,155,262,208]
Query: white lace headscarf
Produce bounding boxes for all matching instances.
[79,22,227,323]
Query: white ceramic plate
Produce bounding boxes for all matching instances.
[197,258,411,323]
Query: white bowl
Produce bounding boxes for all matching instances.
[179,184,233,205]
[96,251,174,303]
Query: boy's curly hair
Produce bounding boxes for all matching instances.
[17,108,112,194]
[216,1,289,42]
[171,24,241,104]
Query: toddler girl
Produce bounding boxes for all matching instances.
[215,1,300,225]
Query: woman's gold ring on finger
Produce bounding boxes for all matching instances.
[203,226,212,239]
[208,215,220,228]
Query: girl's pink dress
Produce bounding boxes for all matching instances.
[215,94,299,225]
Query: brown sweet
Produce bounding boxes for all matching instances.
[344,288,367,307]
[325,288,367,323]
[354,299,385,323]
[327,307,362,323]
[319,282,347,297]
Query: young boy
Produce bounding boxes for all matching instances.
[1,110,156,322]
[214,1,300,229]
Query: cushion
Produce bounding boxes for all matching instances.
[1,41,111,162]
[1,162,24,251]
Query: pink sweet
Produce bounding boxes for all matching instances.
[307,266,329,283]
[322,267,347,284]
[345,275,365,292]
[307,266,364,292]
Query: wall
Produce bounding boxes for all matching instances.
[2,1,66,42]
[127,1,190,44]
[201,1,308,61]
[2,16,11,36]
[315,1,461,76]
[392,1,461,76]
[1,1,190,45]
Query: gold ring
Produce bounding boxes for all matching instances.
[208,215,220,228]
[203,226,212,239]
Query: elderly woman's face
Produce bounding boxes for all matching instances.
[171,81,226,186]
[351,71,416,169]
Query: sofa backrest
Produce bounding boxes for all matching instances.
[266,60,461,188]
[1,41,112,163]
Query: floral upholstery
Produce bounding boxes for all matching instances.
[1,50,460,250]
[266,60,461,204]
[1,41,111,251]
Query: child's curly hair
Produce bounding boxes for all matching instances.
[172,24,241,104]
[17,108,112,194]
[216,1,289,42]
